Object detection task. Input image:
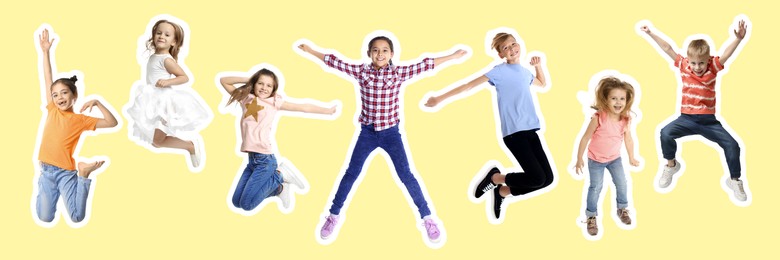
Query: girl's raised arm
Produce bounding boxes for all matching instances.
[220,76,249,95]
[39,29,55,105]
[433,49,467,67]
[280,100,337,115]
[80,100,119,129]
[425,75,488,108]
[157,58,189,88]
[298,43,326,62]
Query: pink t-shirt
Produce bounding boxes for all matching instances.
[240,94,284,154]
[587,111,629,163]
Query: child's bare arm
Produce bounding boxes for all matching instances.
[575,116,598,175]
[433,49,467,67]
[39,29,55,104]
[425,75,488,108]
[624,127,640,167]
[640,24,677,60]
[280,100,337,115]
[157,58,189,88]
[530,56,547,87]
[298,43,326,61]
[720,20,747,64]
[81,100,118,128]
[220,76,249,95]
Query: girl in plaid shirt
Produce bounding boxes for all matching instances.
[298,33,466,246]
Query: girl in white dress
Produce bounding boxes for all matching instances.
[125,18,210,170]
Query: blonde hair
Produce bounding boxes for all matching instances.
[147,20,185,60]
[592,76,635,120]
[491,33,514,54]
[687,39,711,59]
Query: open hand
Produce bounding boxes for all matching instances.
[39,29,54,52]
[80,99,103,113]
[734,20,747,39]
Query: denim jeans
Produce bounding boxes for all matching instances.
[232,153,281,211]
[660,114,741,178]
[329,124,431,218]
[585,157,628,217]
[36,162,92,223]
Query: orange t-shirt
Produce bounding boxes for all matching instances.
[674,54,724,114]
[38,102,98,170]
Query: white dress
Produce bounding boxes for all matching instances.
[126,54,209,143]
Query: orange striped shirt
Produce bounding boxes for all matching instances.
[674,54,724,114]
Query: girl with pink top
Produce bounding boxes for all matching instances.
[574,75,641,237]
[220,68,337,212]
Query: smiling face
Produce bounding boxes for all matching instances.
[51,82,76,111]
[152,22,177,54]
[687,55,711,76]
[497,36,521,64]
[606,88,627,116]
[368,38,394,69]
[254,75,276,99]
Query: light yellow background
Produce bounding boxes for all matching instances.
[3,0,777,258]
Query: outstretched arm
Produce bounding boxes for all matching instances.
[298,43,326,62]
[433,49,467,67]
[720,20,747,64]
[624,127,640,167]
[575,116,598,175]
[530,56,547,87]
[39,29,55,105]
[220,76,249,95]
[424,75,488,108]
[280,100,337,115]
[157,58,189,88]
[80,100,118,128]
[640,24,677,60]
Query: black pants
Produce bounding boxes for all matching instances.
[502,130,554,196]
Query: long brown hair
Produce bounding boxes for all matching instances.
[227,69,279,106]
[147,20,185,60]
[592,76,635,120]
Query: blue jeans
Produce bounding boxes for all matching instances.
[232,153,281,211]
[660,114,741,178]
[586,157,628,217]
[329,124,431,218]
[36,162,92,223]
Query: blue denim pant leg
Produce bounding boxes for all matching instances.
[232,153,281,211]
[605,157,629,210]
[585,159,607,217]
[36,163,91,223]
[330,125,379,215]
[660,114,742,178]
[378,126,431,218]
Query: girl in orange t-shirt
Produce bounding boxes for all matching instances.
[34,27,119,225]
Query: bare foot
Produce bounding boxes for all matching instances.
[77,161,105,178]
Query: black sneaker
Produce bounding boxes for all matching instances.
[493,184,505,219]
[475,167,500,198]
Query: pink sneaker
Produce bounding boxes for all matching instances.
[320,214,339,239]
[422,218,441,243]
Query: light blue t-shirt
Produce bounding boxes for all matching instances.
[485,63,541,137]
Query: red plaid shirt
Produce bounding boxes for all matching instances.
[325,54,435,131]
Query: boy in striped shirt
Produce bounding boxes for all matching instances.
[639,17,750,203]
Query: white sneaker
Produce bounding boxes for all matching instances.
[726,178,747,201]
[659,160,681,188]
[278,183,292,209]
[189,138,202,169]
[278,161,305,189]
